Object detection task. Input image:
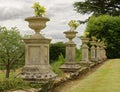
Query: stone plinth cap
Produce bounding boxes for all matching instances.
[23,38,51,44]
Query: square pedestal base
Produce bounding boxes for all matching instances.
[80,61,95,67]
[60,62,81,72]
[18,65,57,83]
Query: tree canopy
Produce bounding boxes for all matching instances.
[0,27,24,78]
[85,15,120,58]
[74,0,120,17]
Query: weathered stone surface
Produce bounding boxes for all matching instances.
[79,37,93,66]
[60,31,81,72]
[90,41,97,63]
[18,16,56,83]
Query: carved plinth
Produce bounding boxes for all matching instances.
[60,62,81,72]
[60,31,81,72]
[19,38,56,83]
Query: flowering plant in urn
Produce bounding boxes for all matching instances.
[68,20,80,31]
[32,2,46,17]
[80,32,90,44]
[25,2,49,38]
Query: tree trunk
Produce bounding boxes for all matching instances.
[5,65,10,78]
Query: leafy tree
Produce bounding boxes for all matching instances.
[50,42,65,63]
[0,27,24,78]
[74,0,120,23]
[85,15,120,58]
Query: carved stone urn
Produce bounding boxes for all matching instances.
[25,16,49,38]
[64,31,78,43]
[80,37,89,44]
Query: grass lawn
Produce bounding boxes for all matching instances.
[67,59,120,92]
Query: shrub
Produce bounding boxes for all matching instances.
[51,54,65,76]
[50,42,65,63]
[85,15,120,58]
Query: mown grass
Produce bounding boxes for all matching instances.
[67,59,120,92]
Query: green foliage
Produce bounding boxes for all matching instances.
[0,78,29,92]
[51,54,65,76]
[68,20,80,31]
[0,26,25,78]
[32,2,46,16]
[75,48,82,62]
[40,80,54,92]
[74,0,120,16]
[28,83,42,89]
[50,42,65,63]
[85,15,120,58]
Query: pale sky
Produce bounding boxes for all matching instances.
[0,0,90,47]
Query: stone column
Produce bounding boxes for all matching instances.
[90,41,97,63]
[19,16,56,83]
[60,31,81,72]
[80,37,93,66]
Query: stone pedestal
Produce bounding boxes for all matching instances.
[60,31,81,72]
[96,42,102,63]
[19,16,56,83]
[103,46,107,60]
[90,41,97,63]
[100,43,104,61]
[80,37,93,67]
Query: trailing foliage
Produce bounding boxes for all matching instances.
[50,42,65,63]
[85,15,120,58]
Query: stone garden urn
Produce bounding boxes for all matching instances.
[80,37,89,44]
[64,31,78,43]
[60,31,81,72]
[19,16,56,83]
[25,16,49,38]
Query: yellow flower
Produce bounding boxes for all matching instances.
[68,20,80,31]
[83,32,89,37]
[91,36,97,41]
[32,2,46,17]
